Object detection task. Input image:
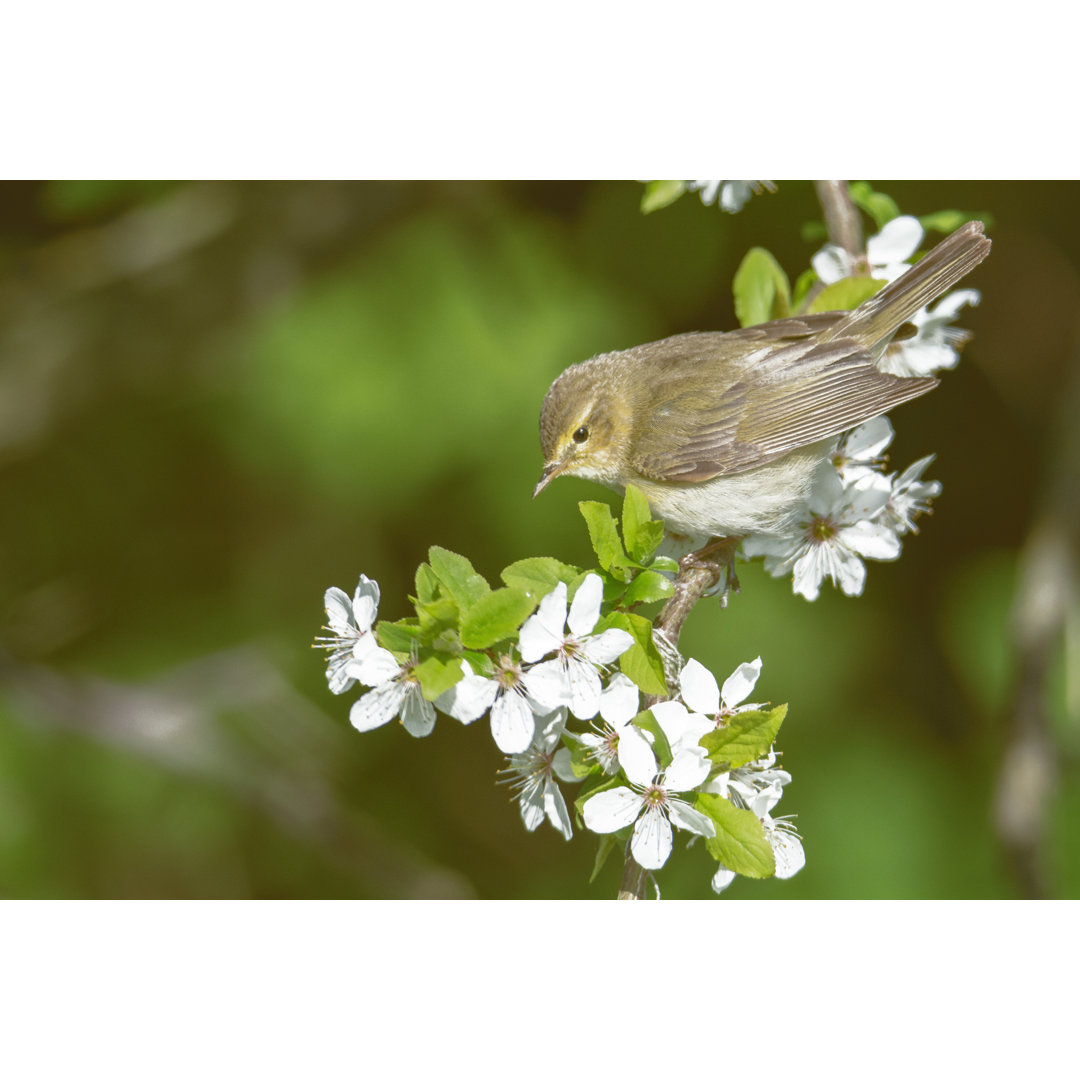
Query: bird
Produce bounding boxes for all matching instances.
[534,221,991,557]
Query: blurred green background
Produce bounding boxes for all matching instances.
[1,180,1076,899]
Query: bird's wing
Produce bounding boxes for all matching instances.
[629,335,937,482]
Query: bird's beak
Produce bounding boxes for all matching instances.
[533,461,565,498]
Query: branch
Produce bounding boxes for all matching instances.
[814,180,865,264]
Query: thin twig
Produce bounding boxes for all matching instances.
[814,180,865,266]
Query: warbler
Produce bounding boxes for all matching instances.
[534,221,990,542]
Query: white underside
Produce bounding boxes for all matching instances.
[628,442,833,538]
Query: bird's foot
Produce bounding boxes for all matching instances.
[677,537,741,608]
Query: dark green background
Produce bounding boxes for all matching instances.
[1,180,1075,898]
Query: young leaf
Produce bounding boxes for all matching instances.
[791,267,818,312]
[622,484,665,564]
[579,500,631,579]
[807,276,885,314]
[622,569,674,607]
[849,181,901,230]
[919,209,992,234]
[568,743,601,780]
[640,180,688,214]
[428,546,490,612]
[376,620,424,656]
[633,709,672,769]
[700,703,788,770]
[697,793,775,878]
[602,611,667,695]
[415,563,441,605]
[501,557,581,599]
[733,247,791,328]
[412,652,466,702]
[459,586,537,650]
[589,833,619,883]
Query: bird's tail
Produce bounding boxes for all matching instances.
[833,220,991,348]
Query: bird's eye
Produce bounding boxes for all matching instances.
[573,425,589,443]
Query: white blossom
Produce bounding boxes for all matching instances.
[813,214,923,285]
[572,672,656,778]
[883,455,942,536]
[503,710,577,840]
[743,470,900,601]
[436,655,545,754]
[518,576,633,720]
[346,647,436,739]
[831,416,894,486]
[687,180,775,213]
[582,732,714,871]
[314,576,380,694]
[879,289,980,377]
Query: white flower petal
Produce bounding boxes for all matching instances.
[522,659,571,712]
[534,707,568,751]
[842,415,894,460]
[668,800,716,838]
[325,655,356,696]
[323,587,354,633]
[721,657,762,709]
[490,690,536,754]
[833,547,868,596]
[770,826,806,879]
[599,672,640,727]
[518,582,568,662]
[582,786,642,834]
[566,656,603,720]
[349,681,406,733]
[551,746,578,784]
[867,215,922,266]
[617,725,659,787]
[435,662,498,723]
[567,573,603,637]
[352,575,381,628]
[679,658,720,715]
[664,747,711,792]
[518,784,546,832]
[401,688,436,738]
[711,864,737,894]
[544,781,573,840]
[811,244,848,285]
[843,519,902,561]
[581,628,634,666]
[349,646,402,687]
[791,547,825,601]
[631,806,673,870]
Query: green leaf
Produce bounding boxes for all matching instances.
[733,247,791,328]
[415,595,459,633]
[412,652,465,701]
[603,611,667,695]
[697,793,775,878]
[919,209,993,234]
[579,500,631,579]
[791,267,818,312]
[807,276,885,314]
[427,546,490,612]
[589,833,619,883]
[650,556,679,574]
[849,181,901,229]
[414,563,441,605]
[640,180,688,214]
[376,620,423,655]
[459,586,537,649]
[500,557,581,599]
[622,484,665,564]
[569,743,601,780]
[700,703,788,769]
[634,709,672,769]
[622,569,674,607]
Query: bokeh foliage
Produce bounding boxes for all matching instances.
[0,180,1076,898]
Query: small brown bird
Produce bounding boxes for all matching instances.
[535,221,991,543]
